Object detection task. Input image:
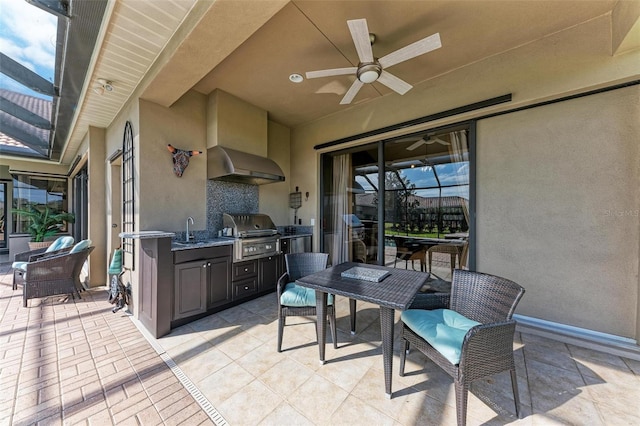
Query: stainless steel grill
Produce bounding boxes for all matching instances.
[223,213,280,262]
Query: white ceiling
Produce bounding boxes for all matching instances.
[63,0,627,165]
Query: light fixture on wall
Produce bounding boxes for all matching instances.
[93,78,114,95]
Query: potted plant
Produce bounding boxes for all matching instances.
[13,204,75,249]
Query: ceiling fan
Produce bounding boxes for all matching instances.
[305,18,441,105]
[406,136,450,151]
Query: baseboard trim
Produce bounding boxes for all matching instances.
[514,314,640,361]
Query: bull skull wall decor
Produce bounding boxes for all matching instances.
[167,144,202,177]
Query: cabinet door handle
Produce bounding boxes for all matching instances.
[244,286,249,290]
[202,263,207,268]
[207,262,211,267]
[244,268,248,272]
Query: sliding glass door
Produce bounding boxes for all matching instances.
[321,143,379,267]
[321,124,472,284]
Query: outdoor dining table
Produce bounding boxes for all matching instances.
[295,261,429,398]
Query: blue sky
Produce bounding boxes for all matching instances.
[0,0,57,99]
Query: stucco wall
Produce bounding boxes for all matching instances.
[138,91,208,233]
[476,86,639,338]
[260,120,291,225]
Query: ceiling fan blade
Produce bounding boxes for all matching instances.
[340,79,364,105]
[430,137,450,146]
[347,18,374,63]
[378,33,441,69]
[377,71,412,95]
[406,139,427,151]
[305,67,357,79]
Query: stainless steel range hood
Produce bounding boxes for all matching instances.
[207,145,285,185]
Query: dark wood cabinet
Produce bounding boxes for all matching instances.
[259,255,280,292]
[174,260,207,320]
[207,256,232,309]
[232,260,258,300]
[173,245,232,322]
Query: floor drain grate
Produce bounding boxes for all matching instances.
[160,353,229,426]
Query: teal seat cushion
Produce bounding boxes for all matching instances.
[49,236,74,252]
[401,308,480,365]
[12,261,28,271]
[280,282,334,307]
[70,239,92,253]
[108,249,123,275]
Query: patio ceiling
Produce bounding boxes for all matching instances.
[4,0,636,167]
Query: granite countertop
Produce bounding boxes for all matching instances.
[119,231,176,239]
[279,233,312,239]
[171,237,235,251]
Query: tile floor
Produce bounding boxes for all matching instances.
[1,260,639,425]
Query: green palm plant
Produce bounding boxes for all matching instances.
[13,204,75,242]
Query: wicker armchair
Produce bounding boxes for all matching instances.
[277,253,336,352]
[22,247,94,307]
[399,269,525,426]
[12,236,75,289]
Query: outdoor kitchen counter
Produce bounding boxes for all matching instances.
[171,237,234,251]
[279,233,312,238]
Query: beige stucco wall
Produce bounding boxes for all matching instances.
[87,126,107,286]
[476,86,639,338]
[138,92,208,233]
[260,120,291,225]
[288,14,640,339]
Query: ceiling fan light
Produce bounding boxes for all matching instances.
[357,63,381,83]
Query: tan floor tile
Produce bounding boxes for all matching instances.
[287,374,349,425]
[197,362,255,404]
[330,394,395,425]
[259,357,315,398]
[217,379,282,425]
[235,339,282,377]
[214,329,264,360]
[178,346,233,384]
[258,402,314,426]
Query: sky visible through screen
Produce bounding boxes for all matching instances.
[0,0,56,99]
[356,161,470,200]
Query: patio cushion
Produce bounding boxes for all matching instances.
[108,249,123,275]
[280,282,334,307]
[401,308,480,364]
[12,261,28,271]
[69,239,92,253]
[49,236,75,251]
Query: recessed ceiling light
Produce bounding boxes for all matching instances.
[289,73,303,83]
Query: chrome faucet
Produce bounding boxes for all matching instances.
[186,217,194,242]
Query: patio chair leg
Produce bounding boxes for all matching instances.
[399,338,409,377]
[277,315,285,352]
[454,381,469,426]
[510,369,522,418]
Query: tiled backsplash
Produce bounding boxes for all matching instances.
[206,180,259,233]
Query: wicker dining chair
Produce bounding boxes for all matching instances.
[399,269,525,426]
[426,243,463,275]
[276,252,336,352]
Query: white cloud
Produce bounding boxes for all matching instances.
[0,0,56,75]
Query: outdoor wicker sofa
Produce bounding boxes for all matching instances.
[20,246,94,307]
[399,269,525,426]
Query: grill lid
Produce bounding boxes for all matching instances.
[223,213,278,238]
